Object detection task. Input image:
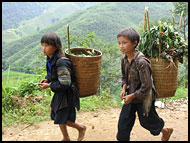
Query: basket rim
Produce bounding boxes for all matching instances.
[65,47,102,58]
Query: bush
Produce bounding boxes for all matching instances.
[2,86,17,112]
[18,77,42,97]
[177,58,188,87]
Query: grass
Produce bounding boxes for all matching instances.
[2,70,39,87]
[2,70,188,127]
[2,70,118,126]
[2,90,118,126]
[80,91,119,112]
[2,94,52,126]
[155,85,188,103]
[166,85,188,101]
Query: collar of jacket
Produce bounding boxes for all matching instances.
[47,51,58,66]
[123,50,141,61]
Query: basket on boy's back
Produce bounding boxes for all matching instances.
[65,47,102,97]
[138,7,188,98]
[65,24,102,97]
[150,58,178,98]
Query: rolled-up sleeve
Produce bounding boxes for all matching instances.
[45,74,50,83]
[134,60,152,100]
[50,60,71,92]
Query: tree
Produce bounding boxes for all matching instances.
[173,2,188,40]
[2,60,9,71]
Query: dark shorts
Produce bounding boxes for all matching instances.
[51,94,76,124]
[51,106,76,124]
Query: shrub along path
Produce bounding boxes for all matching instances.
[2,97,188,141]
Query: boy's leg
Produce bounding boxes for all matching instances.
[116,103,136,141]
[137,102,173,141]
[59,124,70,141]
[66,120,86,141]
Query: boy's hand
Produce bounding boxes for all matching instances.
[120,90,126,100]
[38,83,50,89]
[120,85,130,100]
[40,79,48,83]
[123,93,136,104]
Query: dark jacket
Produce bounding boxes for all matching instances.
[45,52,80,113]
[121,50,155,103]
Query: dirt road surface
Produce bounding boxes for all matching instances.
[2,97,188,141]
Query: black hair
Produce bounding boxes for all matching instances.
[41,32,63,57]
[117,28,140,48]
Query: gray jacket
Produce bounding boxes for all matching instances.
[121,50,156,104]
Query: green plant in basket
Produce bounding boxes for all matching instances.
[66,24,96,57]
[137,8,188,64]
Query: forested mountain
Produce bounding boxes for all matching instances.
[2,2,48,30]
[2,2,97,44]
[2,2,174,73]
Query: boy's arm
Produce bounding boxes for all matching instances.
[121,58,127,88]
[122,84,127,91]
[45,75,50,83]
[134,60,152,100]
[50,59,71,92]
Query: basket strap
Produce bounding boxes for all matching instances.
[135,53,158,98]
[56,56,69,64]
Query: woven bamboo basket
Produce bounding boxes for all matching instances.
[65,48,102,97]
[150,58,178,98]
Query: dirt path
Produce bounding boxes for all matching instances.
[2,98,188,141]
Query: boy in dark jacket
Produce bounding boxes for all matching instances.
[39,32,86,141]
[116,28,173,141]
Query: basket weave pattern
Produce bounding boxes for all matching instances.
[150,58,178,98]
[65,48,102,97]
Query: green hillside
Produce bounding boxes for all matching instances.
[2,2,174,73]
[2,2,49,30]
[2,2,97,44]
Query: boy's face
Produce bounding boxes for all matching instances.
[41,43,56,57]
[117,36,137,55]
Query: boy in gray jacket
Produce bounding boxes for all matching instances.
[116,28,173,141]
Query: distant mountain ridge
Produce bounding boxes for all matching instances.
[2,2,98,44]
[2,2,174,73]
[2,2,47,30]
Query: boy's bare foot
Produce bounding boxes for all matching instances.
[78,126,87,141]
[161,128,173,141]
[62,136,70,141]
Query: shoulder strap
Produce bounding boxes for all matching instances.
[135,52,158,98]
[56,56,69,65]
[56,56,78,87]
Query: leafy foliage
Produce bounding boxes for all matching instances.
[2,86,17,112]
[177,57,188,87]
[18,79,41,97]
[137,16,188,63]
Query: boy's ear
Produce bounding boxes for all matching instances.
[133,40,138,47]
